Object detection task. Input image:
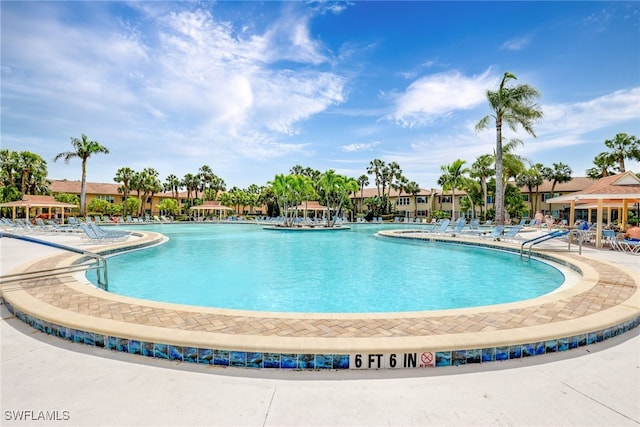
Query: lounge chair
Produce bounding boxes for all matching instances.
[611,238,640,254]
[479,225,506,240]
[87,222,130,240]
[1,218,28,233]
[500,225,524,242]
[518,218,527,226]
[46,219,79,233]
[424,219,450,234]
[15,219,38,234]
[35,218,55,233]
[448,219,467,235]
[79,223,114,243]
[601,229,617,247]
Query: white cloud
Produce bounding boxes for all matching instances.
[539,87,640,137]
[387,69,498,128]
[501,36,532,51]
[341,141,380,152]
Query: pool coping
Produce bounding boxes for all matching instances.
[1,228,639,369]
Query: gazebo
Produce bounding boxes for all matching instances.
[0,195,77,222]
[289,201,328,219]
[189,201,234,220]
[546,171,640,248]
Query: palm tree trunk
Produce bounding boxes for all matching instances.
[80,160,87,216]
[495,121,504,225]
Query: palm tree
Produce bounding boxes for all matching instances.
[586,152,617,179]
[182,173,200,205]
[475,72,543,225]
[163,174,181,200]
[367,159,385,198]
[404,180,421,219]
[516,164,544,216]
[603,133,639,173]
[114,167,135,216]
[438,159,470,221]
[357,174,369,214]
[53,134,109,216]
[0,149,19,189]
[385,162,402,199]
[140,168,161,215]
[543,162,572,215]
[500,139,528,184]
[470,154,495,220]
[198,165,214,197]
[17,151,48,195]
[317,170,358,227]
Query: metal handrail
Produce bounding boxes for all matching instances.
[520,229,572,260]
[0,232,108,290]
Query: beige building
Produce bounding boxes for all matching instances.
[351,177,597,221]
[47,177,599,221]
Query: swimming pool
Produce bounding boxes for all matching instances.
[96,224,565,313]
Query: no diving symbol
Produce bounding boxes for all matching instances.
[421,352,434,365]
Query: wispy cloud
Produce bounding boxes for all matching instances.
[501,36,532,51]
[1,2,348,169]
[387,69,498,128]
[341,141,380,152]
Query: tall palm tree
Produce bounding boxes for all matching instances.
[475,72,543,225]
[139,168,160,215]
[182,173,200,205]
[603,133,639,173]
[53,134,109,216]
[164,174,181,200]
[114,167,135,216]
[357,174,369,214]
[386,162,402,199]
[470,154,495,220]
[367,159,385,198]
[198,165,214,197]
[438,159,470,221]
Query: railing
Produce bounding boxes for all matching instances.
[0,232,108,290]
[520,229,572,260]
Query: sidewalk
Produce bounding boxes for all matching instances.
[1,232,639,426]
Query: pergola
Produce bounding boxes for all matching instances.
[189,201,234,220]
[289,201,328,219]
[0,195,77,222]
[546,171,640,248]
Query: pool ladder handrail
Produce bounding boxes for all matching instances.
[0,231,108,290]
[520,229,573,260]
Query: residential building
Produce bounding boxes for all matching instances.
[47,176,598,221]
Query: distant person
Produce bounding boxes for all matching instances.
[534,211,543,229]
[624,221,640,241]
[574,220,589,231]
[545,213,555,229]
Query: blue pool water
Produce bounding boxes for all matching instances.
[96,224,565,313]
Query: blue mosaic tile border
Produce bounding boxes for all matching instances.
[4,300,638,370]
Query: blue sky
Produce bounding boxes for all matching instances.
[2,1,639,190]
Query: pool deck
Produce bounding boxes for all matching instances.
[1,228,638,356]
[0,226,640,425]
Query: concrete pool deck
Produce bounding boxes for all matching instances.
[1,227,639,425]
